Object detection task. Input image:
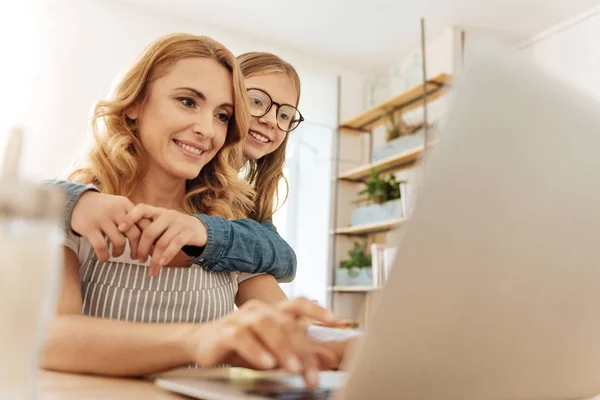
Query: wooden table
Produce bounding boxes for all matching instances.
[38,370,184,399]
[35,369,600,399]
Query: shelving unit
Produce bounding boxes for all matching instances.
[333,218,406,236]
[339,73,452,134]
[327,19,454,325]
[337,143,435,182]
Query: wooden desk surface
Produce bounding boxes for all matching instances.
[35,369,600,399]
[38,370,184,399]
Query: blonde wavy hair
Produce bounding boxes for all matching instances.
[69,33,254,219]
[238,52,301,221]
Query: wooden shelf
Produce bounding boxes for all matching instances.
[339,73,452,133]
[329,286,377,292]
[338,146,424,181]
[333,218,405,236]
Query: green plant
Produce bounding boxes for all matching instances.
[340,241,372,270]
[356,170,401,205]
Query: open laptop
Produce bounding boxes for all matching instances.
[154,43,600,399]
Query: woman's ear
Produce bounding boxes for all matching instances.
[126,103,140,121]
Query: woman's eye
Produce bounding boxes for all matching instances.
[250,97,263,106]
[179,98,196,108]
[280,113,290,121]
[216,113,231,123]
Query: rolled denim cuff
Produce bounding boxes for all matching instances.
[40,179,100,235]
[183,214,229,272]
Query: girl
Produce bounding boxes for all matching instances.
[42,33,337,387]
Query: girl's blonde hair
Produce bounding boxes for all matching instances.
[69,33,254,219]
[238,52,301,221]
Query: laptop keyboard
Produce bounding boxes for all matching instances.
[246,388,333,400]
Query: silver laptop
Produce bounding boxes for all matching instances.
[154,43,600,399]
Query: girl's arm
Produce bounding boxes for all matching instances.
[46,180,296,281]
[184,216,296,282]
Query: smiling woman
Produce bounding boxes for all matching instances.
[68,34,253,218]
[124,58,235,186]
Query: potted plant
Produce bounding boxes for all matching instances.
[350,170,403,226]
[336,241,373,286]
[372,110,431,163]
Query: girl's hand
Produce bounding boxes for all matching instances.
[117,204,208,275]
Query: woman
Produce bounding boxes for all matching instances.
[42,33,338,387]
[114,49,356,357]
[52,51,305,279]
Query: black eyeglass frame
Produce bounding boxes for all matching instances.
[246,88,305,132]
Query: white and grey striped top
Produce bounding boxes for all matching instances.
[64,232,256,323]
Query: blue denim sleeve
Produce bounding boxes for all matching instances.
[182,215,297,283]
[41,179,99,234]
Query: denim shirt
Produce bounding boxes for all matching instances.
[44,180,296,282]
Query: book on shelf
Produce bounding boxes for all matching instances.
[400,181,417,218]
[371,244,398,288]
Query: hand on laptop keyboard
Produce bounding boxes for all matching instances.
[184,298,338,387]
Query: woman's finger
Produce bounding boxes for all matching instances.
[137,216,171,263]
[312,344,339,370]
[277,297,337,325]
[230,329,278,370]
[118,204,161,233]
[124,224,141,260]
[244,307,302,374]
[149,227,183,273]
[155,232,191,268]
[282,319,326,387]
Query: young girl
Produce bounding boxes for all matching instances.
[42,33,338,386]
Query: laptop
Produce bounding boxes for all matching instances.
[154,43,600,399]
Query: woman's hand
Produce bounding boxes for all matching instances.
[184,299,338,387]
[117,204,208,275]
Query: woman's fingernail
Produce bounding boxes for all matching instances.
[261,353,276,368]
[159,257,166,265]
[287,356,301,373]
[118,223,126,231]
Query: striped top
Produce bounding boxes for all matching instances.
[64,231,256,324]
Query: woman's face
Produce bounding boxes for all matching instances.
[128,57,234,180]
[243,73,299,160]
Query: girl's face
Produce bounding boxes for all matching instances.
[128,57,234,180]
[243,73,299,160]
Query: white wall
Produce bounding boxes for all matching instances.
[0,0,44,162]
[517,6,600,102]
[22,0,367,305]
[31,0,365,180]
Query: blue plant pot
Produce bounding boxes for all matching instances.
[335,268,373,286]
[372,131,425,163]
[351,198,403,226]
